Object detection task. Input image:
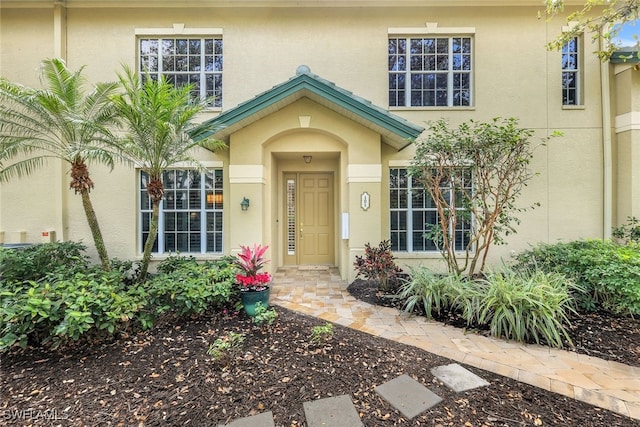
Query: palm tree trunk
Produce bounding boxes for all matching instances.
[80,189,110,271]
[139,199,160,282]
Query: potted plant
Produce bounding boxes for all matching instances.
[235,244,272,316]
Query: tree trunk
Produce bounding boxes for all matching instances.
[80,189,110,271]
[139,199,160,282]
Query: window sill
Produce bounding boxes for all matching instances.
[139,253,226,261]
[393,251,445,259]
[562,105,586,110]
[390,106,476,112]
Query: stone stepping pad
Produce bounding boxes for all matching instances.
[217,411,274,427]
[303,394,363,427]
[374,374,443,419]
[431,363,490,392]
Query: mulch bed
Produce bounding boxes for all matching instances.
[347,279,640,368]
[2,303,639,426]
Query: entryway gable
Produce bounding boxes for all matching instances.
[191,65,424,150]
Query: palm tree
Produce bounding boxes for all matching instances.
[112,66,226,281]
[0,58,120,270]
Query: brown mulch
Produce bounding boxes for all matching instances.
[1,304,639,426]
[347,279,640,368]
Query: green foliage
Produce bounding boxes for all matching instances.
[156,254,198,275]
[310,322,334,345]
[109,258,142,286]
[0,59,121,270]
[251,303,278,326]
[0,241,90,284]
[145,261,235,318]
[514,240,640,316]
[396,267,483,321]
[0,271,147,351]
[477,269,580,347]
[396,266,579,348]
[207,332,245,364]
[112,65,227,281]
[612,216,640,244]
[544,0,639,61]
[410,118,546,278]
[353,240,403,291]
[0,248,240,352]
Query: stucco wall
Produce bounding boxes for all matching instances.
[0,2,614,277]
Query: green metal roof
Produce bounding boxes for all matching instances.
[611,50,640,63]
[191,65,424,150]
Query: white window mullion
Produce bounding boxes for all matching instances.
[200,171,207,254]
[448,38,454,107]
[407,175,413,252]
[404,42,411,107]
[157,199,165,253]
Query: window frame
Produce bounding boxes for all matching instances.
[136,26,223,109]
[139,168,224,255]
[561,35,581,106]
[389,167,472,253]
[388,34,474,108]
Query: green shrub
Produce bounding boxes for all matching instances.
[612,216,640,244]
[0,241,90,283]
[252,303,278,326]
[146,261,235,318]
[156,254,198,275]
[396,267,483,321]
[0,271,147,351]
[477,269,579,347]
[514,240,640,316]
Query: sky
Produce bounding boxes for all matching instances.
[613,19,639,49]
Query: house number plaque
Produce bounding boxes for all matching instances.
[361,192,370,211]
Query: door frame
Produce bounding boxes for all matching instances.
[282,172,335,266]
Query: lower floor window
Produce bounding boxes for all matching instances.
[139,169,223,254]
[389,168,471,252]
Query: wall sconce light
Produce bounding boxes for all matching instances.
[303,155,312,164]
[240,197,250,211]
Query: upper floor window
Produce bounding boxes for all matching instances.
[139,37,223,108]
[562,36,580,105]
[390,168,472,252]
[389,36,472,108]
[140,169,224,254]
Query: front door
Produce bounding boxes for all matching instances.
[283,173,334,265]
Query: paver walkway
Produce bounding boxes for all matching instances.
[270,266,640,420]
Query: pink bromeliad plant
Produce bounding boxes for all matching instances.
[235,244,271,291]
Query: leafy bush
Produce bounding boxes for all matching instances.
[0,241,90,283]
[156,253,198,275]
[145,261,235,318]
[252,302,278,326]
[514,240,640,316]
[396,266,579,348]
[0,271,147,351]
[354,240,403,291]
[478,269,580,347]
[396,267,483,321]
[612,216,640,244]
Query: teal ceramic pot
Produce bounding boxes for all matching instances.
[240,287,271,316]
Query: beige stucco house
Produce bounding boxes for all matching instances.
[0,0,638,281]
